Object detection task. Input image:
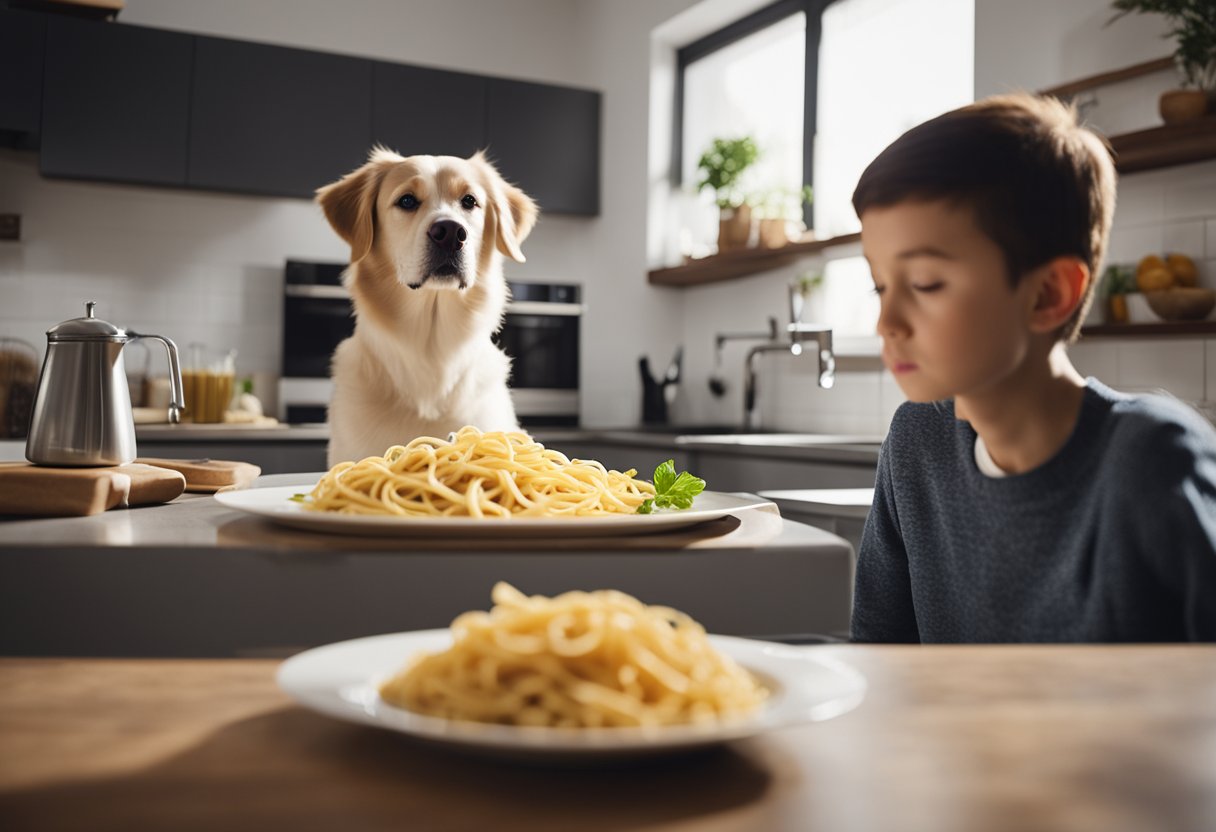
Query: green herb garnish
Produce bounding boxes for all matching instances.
[636,460,706,514]
[288,493,309,503]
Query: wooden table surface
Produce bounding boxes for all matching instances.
[2,646,1214,832]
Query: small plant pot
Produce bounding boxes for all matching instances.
[717,204,752,252]
[757,218,789,249]
[1159,89,1208,125]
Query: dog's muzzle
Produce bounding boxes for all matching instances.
[412,219,468,289]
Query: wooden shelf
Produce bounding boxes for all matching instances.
[1108,117,1216,173]
[1081,321,1216,338]
[648,232,860,287]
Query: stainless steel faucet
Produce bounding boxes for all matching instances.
[739,283,835,431]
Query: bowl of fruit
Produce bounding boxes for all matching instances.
[1136,254,1215,321]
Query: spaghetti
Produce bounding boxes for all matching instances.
[379,582,768,728]
[301,426,655,518]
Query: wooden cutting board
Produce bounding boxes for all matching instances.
[134,458,262,492]
[0,462,187,517]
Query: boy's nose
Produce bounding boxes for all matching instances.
[875,302,909,339]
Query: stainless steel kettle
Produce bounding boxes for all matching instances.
[25,301,185,466]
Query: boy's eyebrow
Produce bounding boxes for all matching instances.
[896,246,957,261]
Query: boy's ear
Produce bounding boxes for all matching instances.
[1027,256,1089,334]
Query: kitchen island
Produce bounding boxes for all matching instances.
[2,645,1212,831]
[0,473,855,657]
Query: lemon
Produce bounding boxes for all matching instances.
[1166,253,1199,287]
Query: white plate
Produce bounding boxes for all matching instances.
[277,630,866,760]
[215,486,772,537]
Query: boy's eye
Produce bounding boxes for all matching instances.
[397,193,420,211]
[871,285,886,296]
[912,282,944,293]
[461,194,478,210]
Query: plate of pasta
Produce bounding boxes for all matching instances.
[277,583,867,759]
[216,427,771,537]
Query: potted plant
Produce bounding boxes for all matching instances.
[1109,0,1216,123]
[753,185,814,249]
[696,136,759,252]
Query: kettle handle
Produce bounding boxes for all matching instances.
[130,332,185,424]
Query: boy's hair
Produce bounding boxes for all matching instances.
[852,93,1116,342]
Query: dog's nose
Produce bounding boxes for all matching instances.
[428,220,467,253]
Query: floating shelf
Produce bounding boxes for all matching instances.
[1108,116,1216,173]
[1081,321,1216,338]
[648,232,860,287]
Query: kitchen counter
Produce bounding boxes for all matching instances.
[2,645,1212,831]
[0,474,855,656]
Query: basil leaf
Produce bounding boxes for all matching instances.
[636,498,655,515]
[653,459,677,494]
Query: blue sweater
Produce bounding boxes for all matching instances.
[851,378,1216,643]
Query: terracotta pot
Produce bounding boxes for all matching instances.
[1159,89,1208,125]
[717,204,752,252]
[757,218,789,249]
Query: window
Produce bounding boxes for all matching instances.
[673,0,973,242]
[676,0,824,233]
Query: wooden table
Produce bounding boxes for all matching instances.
[2,646,1214,832]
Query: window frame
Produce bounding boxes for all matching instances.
[672,0,836,228]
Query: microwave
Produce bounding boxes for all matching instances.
[279,260,581,426]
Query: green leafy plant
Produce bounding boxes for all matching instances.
[1102,264,1135,296]
[1109,1,1216,88]
[696,137,760,209]
[636,460,707,514]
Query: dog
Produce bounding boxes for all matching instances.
[316,148,538,466]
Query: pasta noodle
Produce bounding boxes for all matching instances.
[301,426,656,518]
[379,582,768,728]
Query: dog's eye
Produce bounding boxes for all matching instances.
[461,194,478,210]
[397,193,420,211]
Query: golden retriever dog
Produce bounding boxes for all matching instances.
[316,148,538,466]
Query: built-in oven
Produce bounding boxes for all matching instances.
[278,260,581,426]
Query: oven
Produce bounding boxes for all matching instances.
[278,260,581,426]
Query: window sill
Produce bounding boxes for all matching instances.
[648,232,861,287]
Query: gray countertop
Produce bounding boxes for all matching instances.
[0,474,856,656]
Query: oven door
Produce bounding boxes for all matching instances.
[496,303,580,390]
[282,286,354,378]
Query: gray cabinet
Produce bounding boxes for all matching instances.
[0,9,45,145]
[372,62,486,158]
[26,14,601,214]
[486,78,600,215]
[40,17,192,186]
[188,37,372,198]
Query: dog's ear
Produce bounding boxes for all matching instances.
[315,159,385,263]
[472,151,538,263]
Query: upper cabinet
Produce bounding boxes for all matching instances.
[486,79,600,216]
[372,62,487,159]
[40,18,192,186]
[189,37,372,198]
[0,9,46,144]
[20,14,601,215]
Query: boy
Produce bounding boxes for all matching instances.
[850,93,1216,643]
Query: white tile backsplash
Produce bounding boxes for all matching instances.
[1162,221,1207,260]
[1115,338,1206,404]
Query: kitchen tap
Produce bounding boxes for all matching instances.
[740,283,835,431]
